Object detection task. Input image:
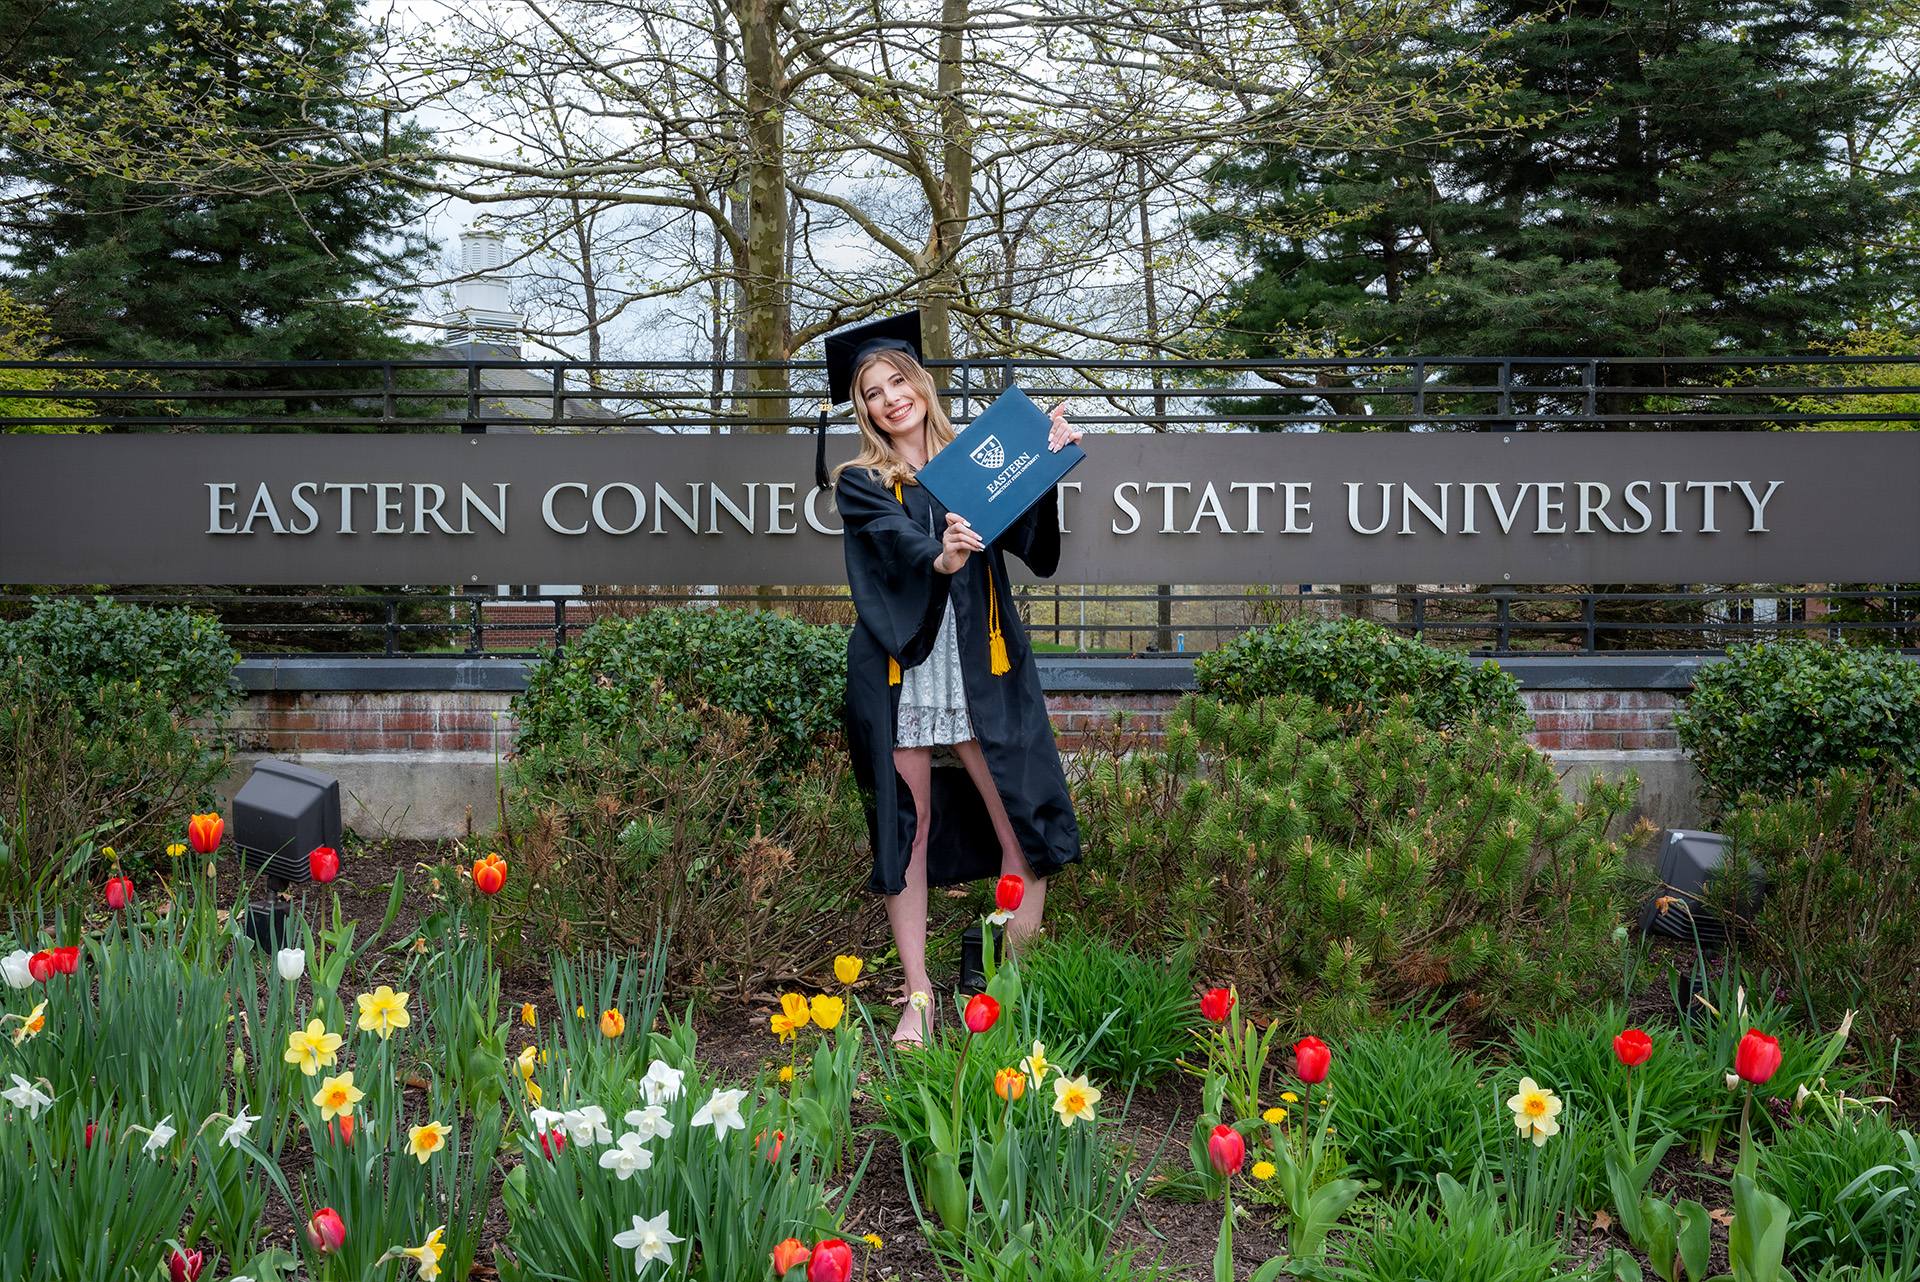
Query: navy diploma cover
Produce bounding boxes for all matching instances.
[915,386,1087,546]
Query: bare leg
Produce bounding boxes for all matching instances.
[887,745,934,1043]
[952,739,1047,948]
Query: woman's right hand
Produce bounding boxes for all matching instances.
[933,512,984,575]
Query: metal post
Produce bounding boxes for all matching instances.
[383,363,396,423]
[1496,593,1512,652]
[553,596,568,649]
[1412,593,1425,642]
[551,365,564,428]
[1583,593,1597,652]
[1412,361,1426,420]
[384,598,398,656]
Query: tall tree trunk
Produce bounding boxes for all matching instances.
[918,0,972,364]
[735,0,789,432]
[1139,155,1173,652]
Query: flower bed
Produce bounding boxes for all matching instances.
[0,826,1915,1282]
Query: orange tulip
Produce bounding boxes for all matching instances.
[472,853,507,896]
[772,1239,812,1277]
[600,1008,626,1039]
[994,1068,1026,1101]
[187,812,223,855]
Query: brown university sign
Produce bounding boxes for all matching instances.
[0,432,1914,584]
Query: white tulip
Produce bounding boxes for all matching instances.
[0,950,35,989]
[276,948,306,982]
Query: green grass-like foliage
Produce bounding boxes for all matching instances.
[1720,769,1920,1050]
[515,606,847,769]
[1064,693,1638,1027]
[1322,1174,1567,1282]
[1674,640,1920,807]
[1327,1013,1491,1193]
[1193,617,1526,732]
[1758,1111,1919,1270]
[1022,927,1196,1087]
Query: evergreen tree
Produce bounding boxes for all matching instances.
[0,0,432,367]
[1208,0,1919,376]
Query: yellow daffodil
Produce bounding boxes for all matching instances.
[1251,1161,1276,1180]
[1506,1076,1563,1146]
[1262,1106,1285,1124]
[1052,1073,1100,1127]
[771,1013,798,1043]
[356,986,411,1039]
[8,1000,47,1045]
[395,1226,447,1280]
[809,994,845,1031]
[779,993,811,1030]
[407,1121,449,1164]
[521,1003,537,1028]
[516,1045,537,1081]
[779,1066,794,1082]
[314,1071,364,1122]
[862,1234,884,1250]
[283,1020,344,1077]
[834,955,864,985]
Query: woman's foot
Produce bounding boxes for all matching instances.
[891,991,933,1047]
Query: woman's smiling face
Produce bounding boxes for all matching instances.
[858,356,927,446]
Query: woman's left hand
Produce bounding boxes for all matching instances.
[1047,404,1083,453]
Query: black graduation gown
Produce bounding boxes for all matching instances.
[836,465,1081,895]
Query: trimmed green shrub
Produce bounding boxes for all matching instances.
[1674,640,1920,807]
[1719,769,1920,1050]
[1192,617,1526,731]
[515,607,847,769]
[1061,694,1639,1029]
[0,599,238,901]
[1022,927,1196,1087]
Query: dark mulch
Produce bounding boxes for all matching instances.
[209,836,1912,1280]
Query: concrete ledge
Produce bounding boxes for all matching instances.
[1498,654,1720,691]
[216,750,501,839]
[1544,748,1702,832]
[235,657,534,693]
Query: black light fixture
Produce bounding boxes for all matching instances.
[231,759,343,947]
[1638,828,1766,947]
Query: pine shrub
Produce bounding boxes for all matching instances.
[1060,693,1640,1029]
[1192,617,1527,732]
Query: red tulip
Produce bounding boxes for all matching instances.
[756,1129,785,1163]
[168,1247,205,1282]
[306,1208,346,1255]
[328,1115,355,1146]
[963,993,1001,1034]
[772,1238,812,1277]
[1734,1029,1783,1085]
[1294,1035,1331,1085]
[472,853,507,896]
[85,1121,106,1148]
[1200,988,1234,1023]
[187,812,224,855]
[51,946,79,976]
[1614,1028,1653,1068]
[27,951,54,983]
[1208,1123,1246,1176]
[807,1239,853,1282]
[103,876,134,910]
[539,1127,566,1160]
[308,846,339,883]
[995,874,1025,913]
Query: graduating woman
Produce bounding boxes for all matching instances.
[820,313,1083,1045]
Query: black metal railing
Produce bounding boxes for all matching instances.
[14,587,1911,658]
[3,353,1920,431]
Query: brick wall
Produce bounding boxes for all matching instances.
[225,686,1679,754]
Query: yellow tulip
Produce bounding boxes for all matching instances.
[834,955,864,985]
[770,1013,798,1043]
[779,993,811,1029]
[809,994,845,1031]
[356,986,411,1039]
[521,1003,537,1028]
[516,1045,537,1081]
[165,843,187,859]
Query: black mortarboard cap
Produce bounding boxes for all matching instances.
[817,310,924,489]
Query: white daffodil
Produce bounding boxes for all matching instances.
[909,991,931,1012]
[3,1074,53,1118]
[221,1109,257,1148]
[276,948,306,981]
[623,1103,674,1142]
[528,1106,566,1135]
[143,1114,177,1156]
[1021,1041,1054,1089]
[597,1132,655,1180]
[612,1211,683,1272]
[639,1059,685,1106]
[562,1105,612,1146]
[690,1088,748,1138]
[0,950,35,989]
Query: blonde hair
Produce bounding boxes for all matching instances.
[831,348,955,490]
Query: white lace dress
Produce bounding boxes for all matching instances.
[896,598,973,747]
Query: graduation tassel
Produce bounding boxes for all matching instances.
[889,655,901,685]
[987,579,1011,676]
